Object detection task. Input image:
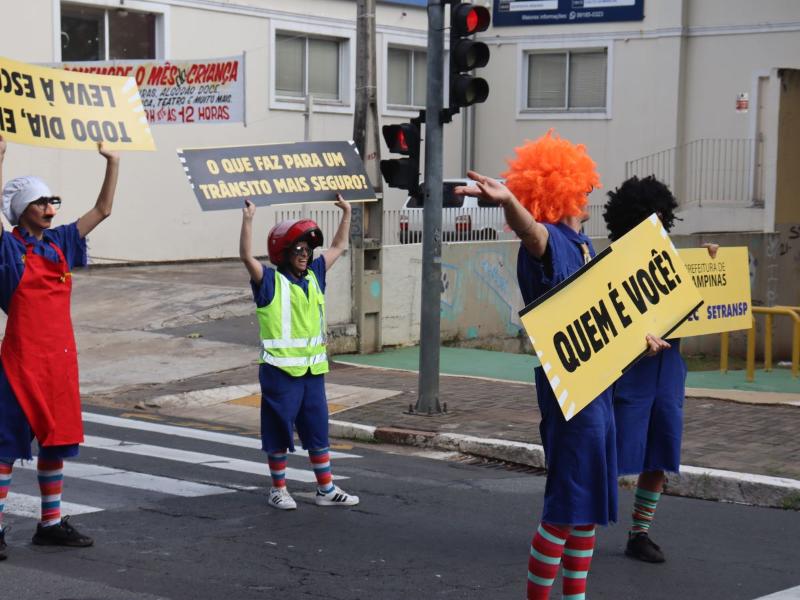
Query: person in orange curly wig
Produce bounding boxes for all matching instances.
[503,129,601,225]
[455,131,669,600]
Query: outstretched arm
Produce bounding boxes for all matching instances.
[322,193,351,271]
[454,170,550,258]
[0,135,6,237]
[240,200,263,284]
[76,143,120,238]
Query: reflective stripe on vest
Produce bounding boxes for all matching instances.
[257,269,328,376]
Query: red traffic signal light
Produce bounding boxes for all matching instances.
[449,3,491,110]
[452,4,490,35]
[382,123,419,155]
[381,122,421,193]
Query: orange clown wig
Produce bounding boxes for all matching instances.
[502,130,600,225]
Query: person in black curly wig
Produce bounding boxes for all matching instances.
[603,175,679,241]
[604,175,716,565]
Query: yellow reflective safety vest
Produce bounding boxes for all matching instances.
[257,269,329,377]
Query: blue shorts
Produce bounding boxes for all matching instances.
[535,368,618,527]
[259,363,329,454]
[614,344,686,475]
[0,363,79,461]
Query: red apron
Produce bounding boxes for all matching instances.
[0,228,83,446]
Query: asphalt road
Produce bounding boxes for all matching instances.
[2,409,799,600]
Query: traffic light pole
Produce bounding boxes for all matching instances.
[415,0,446,415]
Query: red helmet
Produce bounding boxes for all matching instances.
[267,219,323,265]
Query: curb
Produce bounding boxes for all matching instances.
[329,420,800,510]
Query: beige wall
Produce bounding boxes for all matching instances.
[775,69,800,224]
[0,0,442,261]
[3,0,800,263]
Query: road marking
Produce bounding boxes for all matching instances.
[752,586,800,599]
[5,492,102,519]
[82,412,361,459]
[17,462,234,497]
[82,435,347,483]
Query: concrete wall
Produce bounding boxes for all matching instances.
[372,234,796,360]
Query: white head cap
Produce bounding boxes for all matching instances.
[2,176,53,226]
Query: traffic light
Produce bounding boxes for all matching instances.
[380,122,421,196]
[449,2,491,110]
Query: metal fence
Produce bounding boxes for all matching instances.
[273,204,609,247]
[625,138,754,207]
[383,206,514,245]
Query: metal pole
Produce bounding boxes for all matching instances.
[416,0,445,415]
[351,0,384,353]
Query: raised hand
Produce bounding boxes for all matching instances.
[454,170,514,207]
[243,199,257,220]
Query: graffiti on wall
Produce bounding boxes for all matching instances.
[471,249,524,335]
[440,262,462,318]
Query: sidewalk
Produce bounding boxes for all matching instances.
[322,353,800,509]
[64,261,799,510]
[129,346,800,510]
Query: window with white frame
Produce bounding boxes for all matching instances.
[387,46,427,109]
[275,33,343,101]
[526,48,607,112]
[61,3,157,61]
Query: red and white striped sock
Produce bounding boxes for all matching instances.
[309,448,334,493]
[267,451,288,489]
[562,524,596,600]
[527,522,569,599]
[37,458,64,527]
[0,459,12,531]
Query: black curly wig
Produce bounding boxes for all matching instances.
[603,175,679,241]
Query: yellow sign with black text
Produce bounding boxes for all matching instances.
[0,56,155,150]
[672,247,751,337]
[519,215,703,421]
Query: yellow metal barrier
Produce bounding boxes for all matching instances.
[721,307,799,381]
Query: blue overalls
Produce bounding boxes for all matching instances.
[251,256,329,454]
[517,223,618,526]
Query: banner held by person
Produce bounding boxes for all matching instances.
[177,140,377,210]
[60,56,244,125]
[519,214,703,421]
[672,247,752,337]
[0,55,155,151]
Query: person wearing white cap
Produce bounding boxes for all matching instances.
[0,134,120,560]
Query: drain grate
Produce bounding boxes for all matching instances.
[454,454,547,475]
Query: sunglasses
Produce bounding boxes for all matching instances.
[290,245,312,257]
[32,197,62,210]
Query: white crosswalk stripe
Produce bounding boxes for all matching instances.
[2,414,360,520]
[16,461,235,497]
[5,492,102,519]
[82,434,333,483]
[82,412,361,459]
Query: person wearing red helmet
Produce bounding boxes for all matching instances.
[239,193,358,510]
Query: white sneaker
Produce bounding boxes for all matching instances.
[315,485,359,507]
[268,486,297,510]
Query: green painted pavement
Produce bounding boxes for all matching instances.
[336,346,799,394]
[686,368,799,394]
[336,346,540,383]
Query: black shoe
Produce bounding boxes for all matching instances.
[32,517,93,548]
[0,528,7,560]
[625,532,665,563]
